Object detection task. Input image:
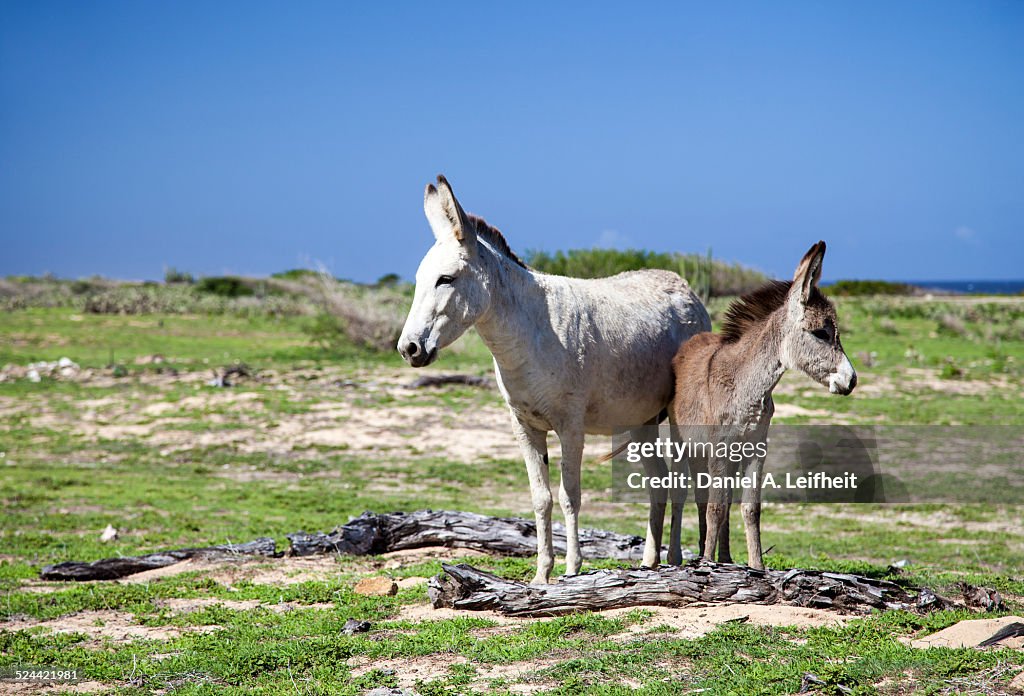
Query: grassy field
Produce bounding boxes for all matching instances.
[1,292,1023,695]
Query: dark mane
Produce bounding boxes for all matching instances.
[720,280,793,343]
[467,214,528,269]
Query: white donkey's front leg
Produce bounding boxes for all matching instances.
[510,415,553,584]
[556,427,585,576]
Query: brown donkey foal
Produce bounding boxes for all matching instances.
[668,241,856,569]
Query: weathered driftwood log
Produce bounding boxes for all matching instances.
[287,510,647,561]
[405,374,493,389]
[39,511,646,582]
[428,562,949,617]
[39,538,277,582]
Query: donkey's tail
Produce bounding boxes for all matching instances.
[597,408,670,462]
[597,441,630,463]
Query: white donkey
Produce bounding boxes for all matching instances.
[398,175,710,584]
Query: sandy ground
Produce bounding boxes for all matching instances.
[5,361,1015,469]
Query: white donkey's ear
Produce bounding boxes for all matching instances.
[792,240,826,305]
[423,174,476,251]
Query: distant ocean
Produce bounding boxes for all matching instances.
[901,280,1024,295]
[823,280,1024,295]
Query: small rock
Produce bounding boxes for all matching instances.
[100,524,119,542]
[342,619,372,635]
[1009,669,1024,692]
[799,673,826,693]
[27,369,41,383]
[354,577,398,596]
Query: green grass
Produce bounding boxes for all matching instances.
[1,297,1022,694]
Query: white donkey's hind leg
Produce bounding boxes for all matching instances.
[511,416,553,584]
[557,427,585,576]
[639,424,668,567]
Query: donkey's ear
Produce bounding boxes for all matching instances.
[423,174,475,250]
[792,240,826,304]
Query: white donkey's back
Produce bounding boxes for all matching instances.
[510,269,709,436]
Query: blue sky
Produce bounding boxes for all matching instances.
[1,2,1021,282]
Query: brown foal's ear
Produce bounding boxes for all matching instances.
[792,240,826,304]
[423,174,476,251]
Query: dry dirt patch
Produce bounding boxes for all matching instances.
[348,654,561,693]
[2,609,219,645]
[394,602,527,627]
[269,398,533,463]
[348,654,469,689]
[395,599,850,641]
[807,507,1024,537]
[906,616,1024,649]
[127,555,345,587]
[29,363,552,463]
[603,602,850,641]
[772,403,832,420]
[157,597,333,614]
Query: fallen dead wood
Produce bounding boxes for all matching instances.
[287,510,647,561]
[39,538,278,581]
[405,374,493,389]
[428,562,951,617]
[38,511,645,581]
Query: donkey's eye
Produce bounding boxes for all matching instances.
[435,275,455,287]
[811,328,831,341]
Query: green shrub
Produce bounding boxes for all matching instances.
[271,268,320,281]
[523,248,766,297]
[878,318,900,335]
[940,357,964,379]
[376,272,401,287]
[195,276,255,298]
[70,280,95,295]
[828,280,916,296]
[164,267,195,284]
[936,313,968,338]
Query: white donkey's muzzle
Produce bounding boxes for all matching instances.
[398,334,438,368]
